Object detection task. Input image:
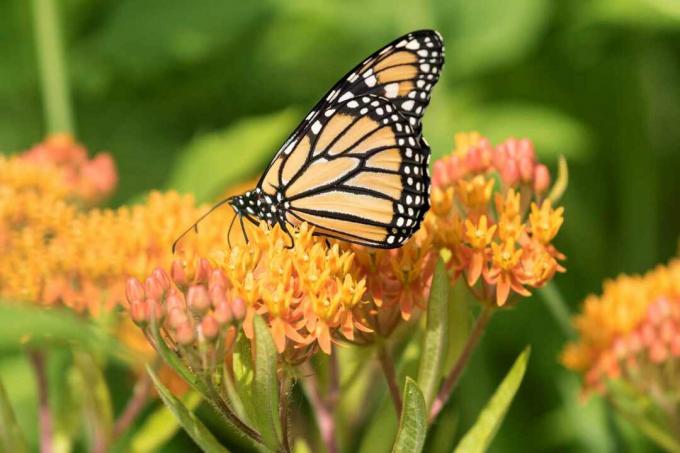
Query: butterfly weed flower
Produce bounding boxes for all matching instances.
[562,259,680,446]
[426,132,565,306]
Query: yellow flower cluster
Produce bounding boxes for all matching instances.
[562,259,680,393]
[0,136,229,315]
[129,223,369,359]
[424,133,566,306]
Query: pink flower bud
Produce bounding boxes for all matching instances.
[649,341,668,363]
[231,297,246,320]
[145,298,165,322]
[213,300,233,324]
[125,278,145,304]
[500,160,520,186]
[201,315,220,341]
[431,160,448,187]
[144,276,164,302]
[210,285,227,308]
[465,147,485,173]
[209,270,227,291]
[165,289,186,312]
[518,156,534,182]
[194,258,211,284]
[175,323,195,345]
[533,164,550,194]
[516,139,535,161]
[167,307,189,329]
[187,285,210,314]
[152,268,171,291]
[129,300,148,326]
[170,260,187,286]
[671,335,680,356]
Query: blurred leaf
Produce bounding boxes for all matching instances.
[547,155,569,204]
[131,392,202,453]
[392,377,427,453]
[464,103,591,161]
[251,315,282,451]
[582,0,680,29]
[0,375,28,453]
[0,303,132,362]
[147,366,229,453]
[417,259,449,409]
[434,0,552,77]
[454,346,531,453]
[231,332,256,425]
[81,0,270,78]
[167,109,299,202]
[73,351,114,451]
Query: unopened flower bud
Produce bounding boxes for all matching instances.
[213,300,233,324]
[231,297,246,320]
[194,258,211,284]
[533,164,550,194]
[201,315,220,341]
[209,269,227,291]
[187,285,210,314]
[152,268,171,290]
[144,276,164,302]
[125,278,145,304]
[175,323,196,345]
[145,298,165,322]
[168,307,189,329]
[129,300,148,326]
[170,260,187,287]
[518,156,534,182]
[500,160,520,186]
[165,289,186,312]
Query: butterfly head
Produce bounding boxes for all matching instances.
[229,187,283,226]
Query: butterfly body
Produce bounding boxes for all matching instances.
[178,30,445,252]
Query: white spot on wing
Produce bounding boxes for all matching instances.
[384,82,399,98]
[311,121,322,135]
[406,40,420,50]
[338,91,354,102]
[401,100,415,111]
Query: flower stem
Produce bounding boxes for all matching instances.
[377,345,402,415]
[300,362,338,453]
[279,372,292,453]
[31,0,74,134]
[538,282,575,338]
[429,305,494,422]
[28,350,53,453]
[112,371,152,439]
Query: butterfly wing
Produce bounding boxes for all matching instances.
[257,30,444,248]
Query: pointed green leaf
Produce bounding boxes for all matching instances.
[0,376,28,453]
[547,155,569,204]
[147,366,229,453]
[131,391,202,453]
[251,315,282,451]
[417,259,449,409]
[392,377,427,453]
[442,275,472,375]
[168,109,299,202]
[230,332,256,425]
[454,346,531,453]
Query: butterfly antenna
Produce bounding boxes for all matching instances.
[239,214,249,244]
[172,197,234,254]
[226,210,238,249]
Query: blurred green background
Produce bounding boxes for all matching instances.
[2,0,680,451]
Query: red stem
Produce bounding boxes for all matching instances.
[377,345,402,415]
[29,350,53,453]
[112,371,152,438]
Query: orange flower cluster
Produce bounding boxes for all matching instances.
[0,136,228,315]
[19,134,117,204]
[127,223,370,359]
[424,133,566,306]
[562,259,680,394]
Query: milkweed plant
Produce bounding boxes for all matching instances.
[5,2,679,453]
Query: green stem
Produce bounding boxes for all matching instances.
[377,344,402,415]
[429,305,493,422]
[538,282,575,338]
[31,0,74,134]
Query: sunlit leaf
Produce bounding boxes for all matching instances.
[147,366,229,453]
[417,259,449,409]
[231,332,256,425]
[442,276,472,375]
[251,315,282,451]
[0,375,28,453]
[454,347,531,453]
[167,109,299,202]
[131,392,202,453]
[547,155,569,204]
[392,377,427,453]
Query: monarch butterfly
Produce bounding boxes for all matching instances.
[174,30,444,251]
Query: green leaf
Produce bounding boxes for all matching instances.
[547,155,569,204]
[0,375,28,453]
[417,259,449,409]
[147,366,229,453]
[251,315,282,451]
[73,351,114,451]
[442,276,472,376]
[454,346,531,453]
[167,109,299,202]
[131,392,202,453]
[230,333,256,424]
[392,377,427,453]
[0,303,132,363]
